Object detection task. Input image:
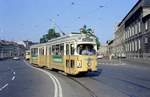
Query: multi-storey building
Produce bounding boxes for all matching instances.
[0,40,25,59]
[23,40,38,50]
[113,24,126,58]
[98,45,107,56]
[115,0,150,59]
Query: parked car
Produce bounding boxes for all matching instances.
[13,57,20,60]
[97,54,104,59]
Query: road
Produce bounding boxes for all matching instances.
[49,59,150,97]
[0,59,54,97]
[0,59,150,97]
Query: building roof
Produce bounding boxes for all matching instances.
[118,0,150,27]
[0,40,19,46]
[118,0,142,26]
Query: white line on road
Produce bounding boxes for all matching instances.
[24,60,63,97]
[13,72,16,75]
[12,76,16,80]
[0,83,8,91]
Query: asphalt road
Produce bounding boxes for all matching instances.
[49,59,150,97]
[0,59,54,97]
[0,59,150,97]
[78,59,150,97]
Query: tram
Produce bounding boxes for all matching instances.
[30,33,97,75]
[25,50,30,60]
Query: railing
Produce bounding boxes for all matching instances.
[126,53,150,60]
[143,53,150,60]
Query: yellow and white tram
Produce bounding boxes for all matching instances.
[25,50,30,60]
[30,33,97,75]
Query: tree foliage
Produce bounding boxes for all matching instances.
[40,28,60,43]
[80,25,100,49]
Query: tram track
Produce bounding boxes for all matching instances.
[30,63,150,97]
[45,70,98,97]
[68,76,98,97]
[92,69,150,90]
[86,68,150,97]
[89,77,135,97]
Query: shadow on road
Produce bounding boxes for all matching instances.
[69,68,103,78]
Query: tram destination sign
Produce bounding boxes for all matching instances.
[82,37,94,42]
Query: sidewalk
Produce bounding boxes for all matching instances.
[121,58,150,68]
[98,58,150,68]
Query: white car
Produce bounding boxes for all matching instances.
[13,57,20,60]
[97,54,104,59]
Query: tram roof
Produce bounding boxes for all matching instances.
[31,33,96,48]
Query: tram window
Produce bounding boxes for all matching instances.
[55,45,59,55]
[52,45,55,55]
[39,48,44,55]
[71,60,75,67]
[31,48,38,56]
[77,44,96,55]
[66,44,69,55]
[70,44,74,55]
[49,47,51,55]
[60,44,64,55]
[52,44,64,55]
[66,60,69,67]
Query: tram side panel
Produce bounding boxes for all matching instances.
[38,46,47,67]
[49,44,65,71]
[30,48,39,65]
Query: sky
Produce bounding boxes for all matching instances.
[0,0,138,44]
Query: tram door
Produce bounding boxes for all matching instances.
[65,43,75,74]
[65,44,71,74]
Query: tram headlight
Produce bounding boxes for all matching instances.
[76,61,82,68]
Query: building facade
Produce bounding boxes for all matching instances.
[113,24,126,58]
[23,40,38,50]
[98,45,107,56]
[114,0,150,59]
[0,40,25,59]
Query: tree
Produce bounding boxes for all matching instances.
[80,25,100,49]
[40,28,60,43]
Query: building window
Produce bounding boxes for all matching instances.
[135,24,137,34]
[132,41,134,51]
[125,44,127,52]
[138,39,141,49]
[128,29,130,38]
[135,40,137,51]
[129,42,131,51]
[126,31,128,39]
[131,26,133,36]
[129,27,131,37]
[138,22,141,33]
[126,29,128,39]
[123,33,125,40]
[132,26,134,36]
[144,37,148,44]
[145,21,148,30]
[128,43,129,52]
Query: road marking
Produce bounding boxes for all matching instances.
[12,76,16,80]
[0,83,8,91]
[48,71,63,97]
[13,72,16,75]
[24,60,63,97]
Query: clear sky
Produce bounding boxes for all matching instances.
[0,0,138,44]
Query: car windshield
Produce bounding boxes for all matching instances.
[77,44,96,55]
